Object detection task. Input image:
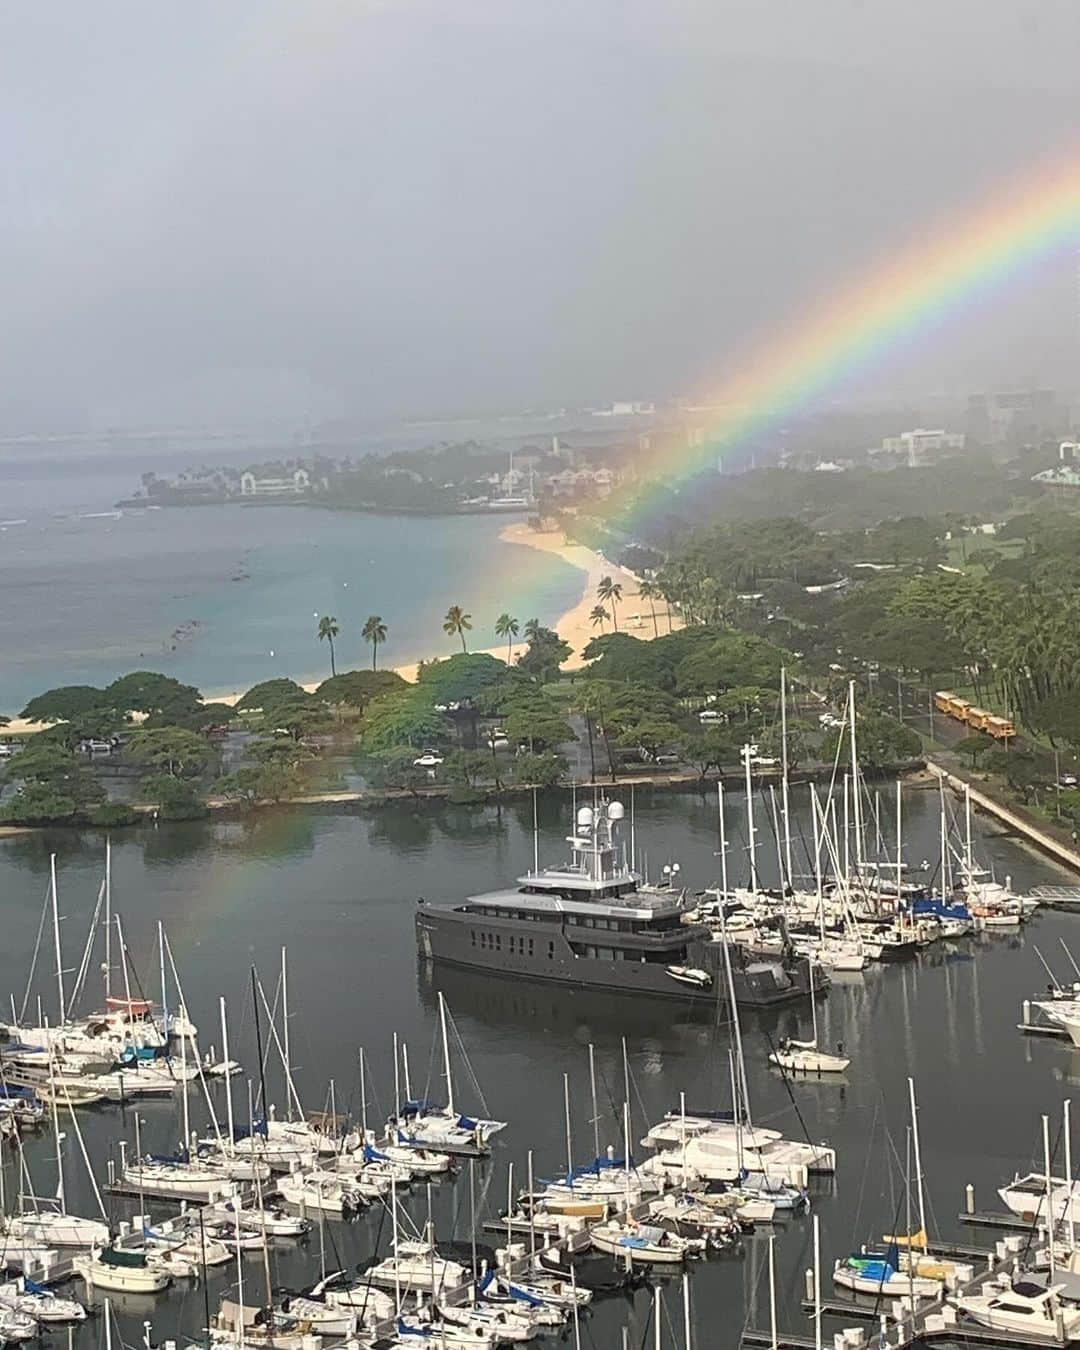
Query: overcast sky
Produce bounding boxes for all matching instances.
[3,0,1080,429]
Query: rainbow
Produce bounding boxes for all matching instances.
[608,153,1080,527]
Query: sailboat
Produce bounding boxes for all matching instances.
[392,997,506,1155]
[768,962,850,1074]
[4,1062,111,1252]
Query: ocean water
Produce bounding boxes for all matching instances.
[0,442,584,711]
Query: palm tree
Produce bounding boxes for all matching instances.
[317,615,339,677]
[362,614,387,670]
[443,605,473,652]
[589,604,608,631]
[637,580,660,638]
[523,618,542,643]
[597,576,623,631]
[494,613,520,665]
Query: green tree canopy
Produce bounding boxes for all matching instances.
[515,626,572,682]
[417,652,507,704]
[316,669,406,707]
[237,678,306,711]
[363,747,434,796]
[20,685,110,722]
[822,712,921,769]
[105,672,202,715]
[511,751,567,787]
[362,687,447,753]
[125,727,215,779]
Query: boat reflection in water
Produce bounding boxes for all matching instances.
[416,797,815,1008]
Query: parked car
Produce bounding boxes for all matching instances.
[413,751,444,768]
[698,710,723,724]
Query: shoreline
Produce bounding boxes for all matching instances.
[2,526,670,727]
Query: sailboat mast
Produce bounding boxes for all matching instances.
[220,997,235,1146]
[907,1076,928,1252]
[848,681,864,870]
[49,1043,65,1213]
[588,1044,600,1162]
[896,779,903,903]
[360,1047,368,1142]
[157,919,168,1039]
[104,838,112,1001]
[50,855,66,1025]
[281,947,293,1123]
[718,785,751,1129]
[180,998,191,1151]
[563,1073,573,1178]
[780,667,793,887]
[1044,1114,1056,1281]
[438,991,455,1117]
[742,744,758,894]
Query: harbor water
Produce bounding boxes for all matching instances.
[0,782,1077,1347]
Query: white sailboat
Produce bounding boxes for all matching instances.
[768,962,850,1074]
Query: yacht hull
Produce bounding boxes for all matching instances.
[416,910,812,1007]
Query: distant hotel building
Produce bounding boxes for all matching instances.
[239,467,311,496]
[880,428,966,466]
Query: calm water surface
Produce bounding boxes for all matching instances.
[0,785,1077,1348]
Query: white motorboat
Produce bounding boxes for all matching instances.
[590,1219,699,1265]
[665,965,712,988]
[275,1169,362,1215]
[953,1280,1080,1339]
[74,1247,171,1293]
[998,1171,1080,1223]
[366,1239,470,1293]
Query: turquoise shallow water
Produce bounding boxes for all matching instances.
[0,504,583,710]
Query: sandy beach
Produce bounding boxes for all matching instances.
[2,525,671,729]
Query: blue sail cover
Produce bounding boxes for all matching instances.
[0,1084,39,1101]
[400,1099,442,1118]
[502,1282,544,1307]
[456,1115,478,1131]
[148,1148,190,1165]
[560,1154,631,1183]
[232,1118,268,1141]
[362,1144,390,1163]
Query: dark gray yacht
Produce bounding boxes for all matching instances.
[416,798,814,1007]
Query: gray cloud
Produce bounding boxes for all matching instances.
[2,0,1079,429]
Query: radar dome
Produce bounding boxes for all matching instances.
[576,806,594,827]
[607,801,625,821]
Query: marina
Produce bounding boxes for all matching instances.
[0,771,1078,1349]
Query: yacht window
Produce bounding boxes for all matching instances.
[496,935,502,951]
[471,931,476,946]
[597,948,615,961]
[528,939,535,956]
[994,1303,1033,1314]
[548,941,555,959]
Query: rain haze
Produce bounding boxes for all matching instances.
[3,0,1080,428]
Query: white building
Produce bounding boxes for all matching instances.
[880,429,966,466]
[239,467,311,496]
